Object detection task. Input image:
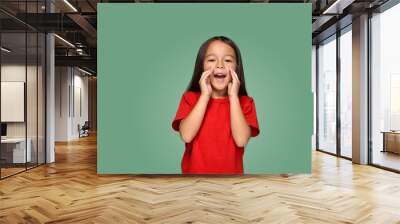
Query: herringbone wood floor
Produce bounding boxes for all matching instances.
[1,134,400,224]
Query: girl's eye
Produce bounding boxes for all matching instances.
[207,59,215,62]
[225,60,233,63]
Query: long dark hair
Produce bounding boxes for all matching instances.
[186,36,248,96]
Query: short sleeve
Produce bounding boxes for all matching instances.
[241,96,260,137]
[171,91,198,132]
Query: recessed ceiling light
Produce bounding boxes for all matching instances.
[63,0,78,12]
[78,67,93,76]
[54,34,75,48]
[1,47,11,53]
[322,0,354,15]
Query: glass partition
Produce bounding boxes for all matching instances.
[27,30,38,169]
[1,31,28,177]
[0,1,46,179]
[317,35,337,154]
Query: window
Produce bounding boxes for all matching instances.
[317,35,337,154]
[370,3,400,171]
[339,27,352,158]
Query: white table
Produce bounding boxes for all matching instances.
[1,138,32,163]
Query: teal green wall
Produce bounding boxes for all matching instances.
[98,4,312,174]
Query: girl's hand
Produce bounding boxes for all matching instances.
[199,69,213,97]
[228,67,240,97]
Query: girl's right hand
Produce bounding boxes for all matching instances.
[199,69,213,97]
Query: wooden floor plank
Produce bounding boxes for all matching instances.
[1,134,400,223]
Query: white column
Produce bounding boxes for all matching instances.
[46,33,55,163]
[46,1,55,163]
[55,67,73,141]
[352,14,369,164]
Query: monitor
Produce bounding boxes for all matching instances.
[1,123,7,137]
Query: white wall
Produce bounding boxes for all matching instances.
[1,65,27,142]
[1,64,41,137]
[55,67,89,141]
[71,73,89,138]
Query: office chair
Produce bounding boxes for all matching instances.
[79,121,90,138]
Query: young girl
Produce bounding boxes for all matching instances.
[172,36,260,174]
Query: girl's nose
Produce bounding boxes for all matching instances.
[216,63,224,69]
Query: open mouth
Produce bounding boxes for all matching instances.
[213,73,227,79]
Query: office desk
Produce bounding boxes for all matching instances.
[1,138,32,163]
[381,131,400,154]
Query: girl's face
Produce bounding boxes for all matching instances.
[203,40,237,92]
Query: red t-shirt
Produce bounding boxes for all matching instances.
[171,91,260,174]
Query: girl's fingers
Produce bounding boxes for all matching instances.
[202,71,210,78]
[230,68,240,84]
[205,69,213,78]
[232,69,239,82]
[228,67,235,80]
[204,72,212,83]
[200,70,212,82]
[226,66,232,80]
[202,70,211,78]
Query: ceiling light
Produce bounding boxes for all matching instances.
[323,0,343,14]
[76,48,84,55]
[322,0,355,15]
[78,67,93,76]
[63,0,78,12]
[54,34,75,48]
[1,47,11,53]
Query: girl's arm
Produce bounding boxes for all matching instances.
[179,70,213,143]
[229,95,251,147]
[179,94,210,143]
[227,67,251,147]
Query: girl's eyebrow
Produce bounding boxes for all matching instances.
[205,54,235,58]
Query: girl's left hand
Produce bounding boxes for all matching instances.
[228,67,240,97]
